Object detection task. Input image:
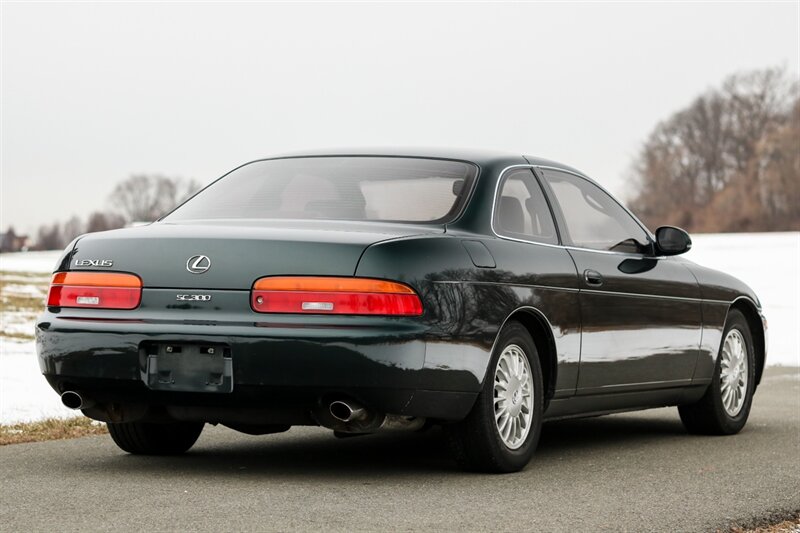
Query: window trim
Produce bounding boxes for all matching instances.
[491,166,561,246]
[536,166,655,256]
[490,164,657,258]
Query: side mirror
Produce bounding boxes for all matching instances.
[655,226,692,256]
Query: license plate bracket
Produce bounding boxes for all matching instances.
[143,343,233,393]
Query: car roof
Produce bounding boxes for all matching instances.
[262,147,591,177]
[266,147,520,164]
[523,155,590,179]
[193,148,637,236]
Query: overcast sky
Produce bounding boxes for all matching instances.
[2,1,798,235]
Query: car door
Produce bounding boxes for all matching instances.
[490,167,582,396]
[538,167,702,394]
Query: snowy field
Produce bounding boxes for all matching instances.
[0,250,62,274]
[1,234,798,424]
[1,251,62,423]
[685,232,799,367]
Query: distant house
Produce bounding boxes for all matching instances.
[0,228,30,253]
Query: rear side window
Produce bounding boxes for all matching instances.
[163,157,478,224]
[494,169,558,245]
[541,169,651,253]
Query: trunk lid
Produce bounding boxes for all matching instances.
[68,220,442,290]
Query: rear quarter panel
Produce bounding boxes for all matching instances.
[355,234,581,397]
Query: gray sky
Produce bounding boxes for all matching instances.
[2,1,798,235]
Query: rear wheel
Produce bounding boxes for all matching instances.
[679,309,755,435]
[445,321,544,473]
[107,421,204,455]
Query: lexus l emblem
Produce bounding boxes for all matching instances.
[186,255,211,274]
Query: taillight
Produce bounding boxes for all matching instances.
[47,272,142,310]
[251,276,423,316]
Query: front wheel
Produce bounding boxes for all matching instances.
[444,321,544,473]
[107,421,204,455]
[678,309,756,435]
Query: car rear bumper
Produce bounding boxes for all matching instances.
[36,313,483,424]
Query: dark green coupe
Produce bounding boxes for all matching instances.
[37,149,766,472]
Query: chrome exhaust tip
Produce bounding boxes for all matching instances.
[60,390,94,410]
[329,400,368,423]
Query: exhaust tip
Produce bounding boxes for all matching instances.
[330,400,366,423]
[60,391,85,410]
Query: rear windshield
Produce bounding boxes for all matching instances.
[163,157,479,223]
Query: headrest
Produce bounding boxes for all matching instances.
[499,196,524,234]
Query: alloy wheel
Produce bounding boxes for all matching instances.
[720,328,748,417]
[493,344,534,449]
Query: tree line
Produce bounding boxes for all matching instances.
[4,68,798,252]
[628,67,799,232]
[29,175,201,250]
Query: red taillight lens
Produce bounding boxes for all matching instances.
[47,272,142,310]
[251,276,423,316]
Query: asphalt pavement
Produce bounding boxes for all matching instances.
[1,367,798,532]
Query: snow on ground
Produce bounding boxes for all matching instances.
[2,251,81,423]
[0,250,61,274]
[685,232,799,367]
[0,339,78,423]
[0,233,798,424]
[1,273,49,339]
[3,312,39,339]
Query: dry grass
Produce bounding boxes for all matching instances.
[0,329,35,341]
[0,271,52,279]
[0,291,45,314]
[730,513,800,533]
[0,278,47,313]
[0,276,46,340]
[752,519,800,533]
[0,417,107,445]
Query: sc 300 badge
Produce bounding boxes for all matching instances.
[176,294,212,301]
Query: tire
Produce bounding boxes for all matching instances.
[444,321,544,473]
[679,309,755,435]
[107,421,204,455]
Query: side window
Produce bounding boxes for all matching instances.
[494,169,558,245]
[542,169,651,254]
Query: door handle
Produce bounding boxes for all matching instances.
[584,269,604,287]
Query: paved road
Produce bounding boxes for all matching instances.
[2,367,798,532]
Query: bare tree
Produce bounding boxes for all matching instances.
[1,227,18,253]
[109,174,201,222]
[36,223,65,250]
[629,67,799,232]
[750,98,800,227]
[86,211,126,234]
[62,215,84,243]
